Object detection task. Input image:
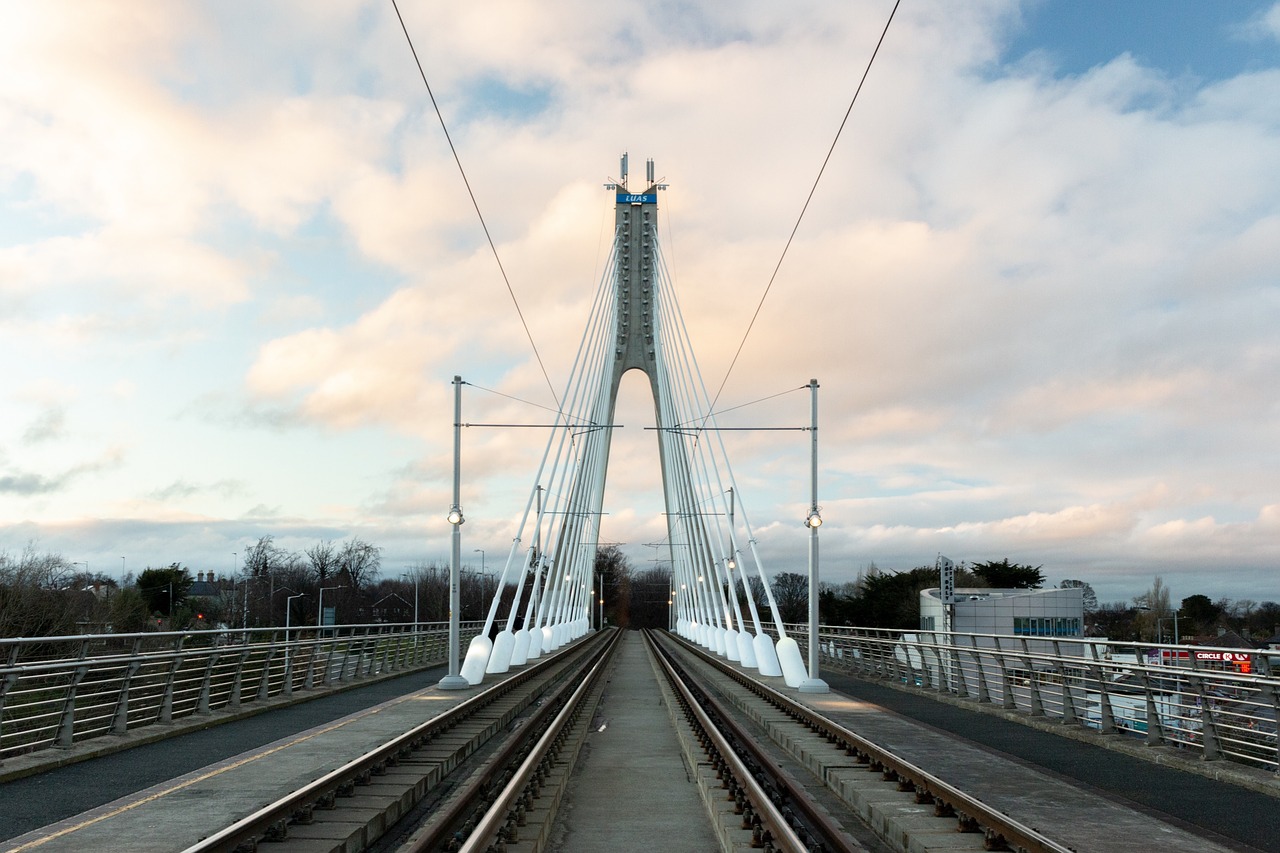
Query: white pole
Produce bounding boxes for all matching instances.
[799,379,829,693]
[440,376,469,689]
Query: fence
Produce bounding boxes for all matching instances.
[776,624,1280,773]
[0,621,482,764]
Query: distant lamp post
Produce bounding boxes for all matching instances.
[798,378,829,694]
[402,572,420,630]
[317,585,341,630]
[474,548,487,603]
[284,592,307,668]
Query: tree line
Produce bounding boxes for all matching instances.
[5,539,1277,645]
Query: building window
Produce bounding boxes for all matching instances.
[920,616,936,631]
[1013,616,1082,637]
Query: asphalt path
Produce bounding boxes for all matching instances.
[0,663,447,842]
[823,672,1276,853]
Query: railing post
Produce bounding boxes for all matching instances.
[1,670,20,761]
[300,633,318,690]
[197,653,218,714]
[1138,668,1165,746]
[1093,666,1117,733]
[56,665,90,748]
[1020,638,1045,716]
[257,636,278,701]
[970,636,990,704]
[993,637,1015,710]
[160,658,182,725]
[1188,660,1222,760]
[111,658,142,734]
[229,648,250,708]
[1262,682,1280,771]
[1053,640,1076,725]
[360,631,375,677]
[282,636,295,698]
[338,631,355,682]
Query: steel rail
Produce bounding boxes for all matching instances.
[669,631,1076,853]
[178,631,609,853]
[453,627,623,853]
[646,630,817,853]
[649,630,860,852]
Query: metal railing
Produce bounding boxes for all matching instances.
[0,621,483,764]
[773,624,1280,773]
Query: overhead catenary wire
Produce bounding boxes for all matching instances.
[707,0,902,416]
[391,0,562,411]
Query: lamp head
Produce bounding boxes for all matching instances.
[805,509,823,529]
[446,506,464,525]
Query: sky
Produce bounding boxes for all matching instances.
[2,0,1279,607]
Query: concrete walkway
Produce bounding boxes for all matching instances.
[551,632,718,852]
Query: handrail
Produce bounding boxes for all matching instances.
[0,622,484,765]
[667,630,1074,852]
[768,624,1280,773]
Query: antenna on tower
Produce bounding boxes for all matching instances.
[620,152,629,187]
[646,158,655,184]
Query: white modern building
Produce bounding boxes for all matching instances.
[919,586,1084,638]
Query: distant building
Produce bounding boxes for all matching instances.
[919,586,1084,638]
[188,570,223,599]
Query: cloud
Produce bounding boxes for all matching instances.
[0,451,120,495]
[21,404,67,444]
[2,1,1279,606]
[150,479,245,502]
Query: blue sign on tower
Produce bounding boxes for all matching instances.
[616,192,657,204]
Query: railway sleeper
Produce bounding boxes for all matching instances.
[670,638,991,853]
[239,666,570,853]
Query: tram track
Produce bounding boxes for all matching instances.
[176,629,621,853]
[648,629,1075,853]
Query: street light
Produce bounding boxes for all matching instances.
[798,377,828,694]
[402,572,420,631]
[440,374,469,690]
[284,592,307,668]
[317,586,341,630]
[474,549,486,600]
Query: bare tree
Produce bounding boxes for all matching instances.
[0,543,77,637]
[243,536,282,580]
[305,540,340,584]
[770,571,809,624]
[338,538,381,594]
[1133,575,1172,641]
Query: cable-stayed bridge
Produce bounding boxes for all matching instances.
[3,159,1278,853]
[455,154,813,689]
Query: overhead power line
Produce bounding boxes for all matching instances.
[391,0,562,410]
[708,0,901,413]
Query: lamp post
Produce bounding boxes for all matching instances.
[474,548,487,604]
[402,571,420,653]
[285,592,306,667]
[1157,612,1181,646]
[799,378,829,694]
[440,375,469,690]
[317,586,341,631]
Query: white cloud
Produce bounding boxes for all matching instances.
[2,1,1279,605]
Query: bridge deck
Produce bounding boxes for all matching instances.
[1,634,1274,853]
[548,632,718,852]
